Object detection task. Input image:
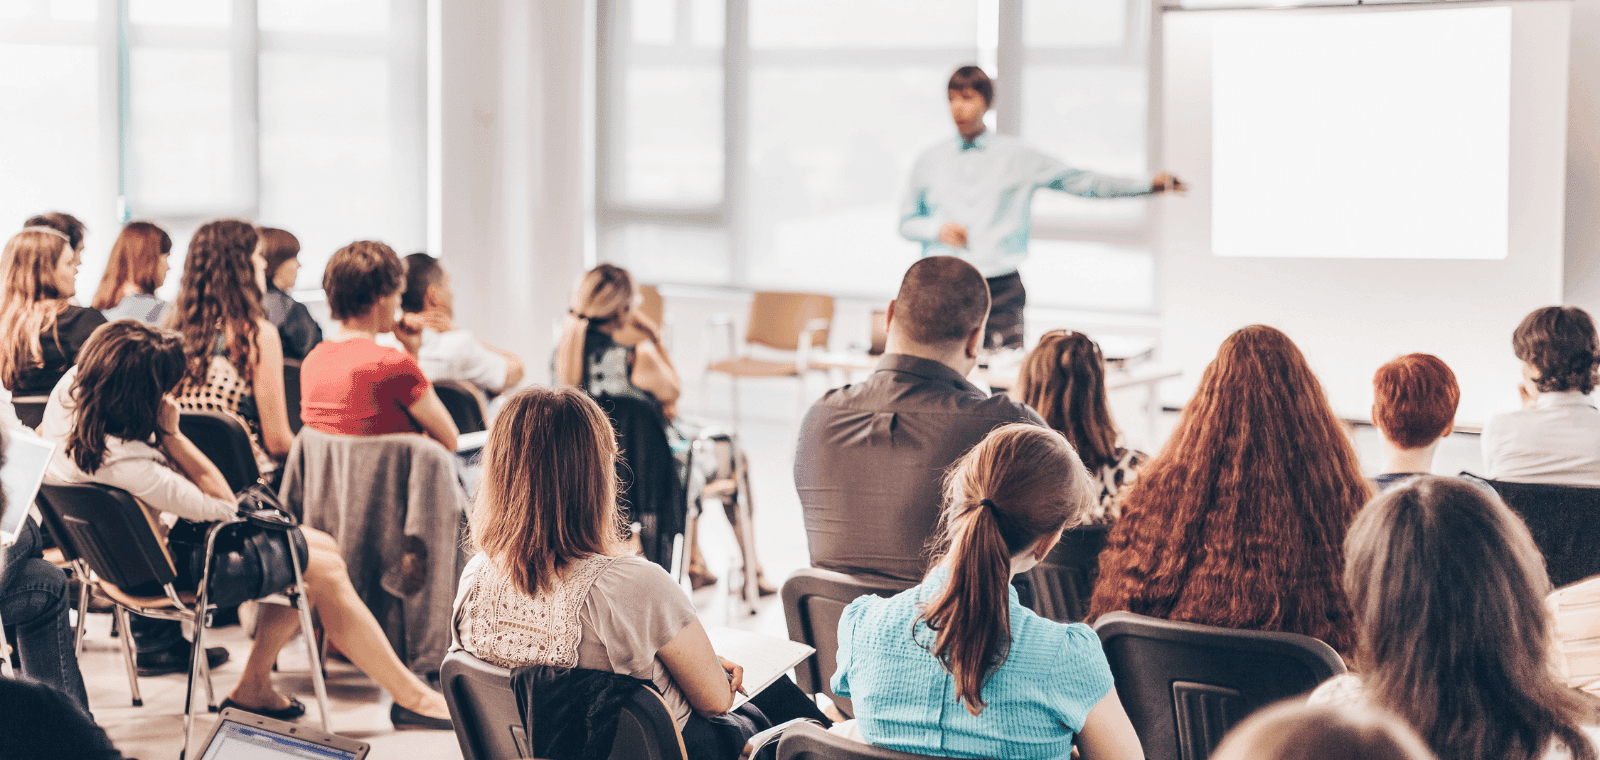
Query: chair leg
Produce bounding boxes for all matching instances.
[735,446,760,614]
[113,606,143,707]
[200,634,218,713]
[295,590,333,732]
[180,609,206,760]
[73,567,90,656]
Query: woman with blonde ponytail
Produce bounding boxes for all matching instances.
[832,423,1143,760]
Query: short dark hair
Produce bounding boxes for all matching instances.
[257,228,301,285]
[1514,306,1600,395]
[401,252,444,314]
[948,65,993,107]
[324,240,404,321]
[893,256,989,347]
[24,212,86,251]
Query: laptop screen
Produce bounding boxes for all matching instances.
[198,721,360,760]
[1,433,54,542]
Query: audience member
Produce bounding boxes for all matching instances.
[1015,329,1146,524]
[165,220,294,478]
[1483,306,1600,485]
[1369,353,1458,490]
[300,241,457,451]
[832,423,1142,759]
[1309,475,1600,760]
[39,321,453,727]
[795,256,1042,583]
[398,253,523,395]
[452,386,827,760]
[1210,702,1437,760]
[0,227,105,399]
[22,212,86,257]
[1089,325,1369,653]
[258,228,324,362]
[92,221,172,324]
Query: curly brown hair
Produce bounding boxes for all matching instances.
[1513,306,1599,395]
[166,220,262,388]
[1088,325,1370,653]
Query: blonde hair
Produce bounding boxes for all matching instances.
[554,264,647,387]
[0,228,72,388]
[1211,702,1438,760]
[469,386,626,597]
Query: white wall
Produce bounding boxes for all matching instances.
[1157,1,1571,426]
[431,0,591,384]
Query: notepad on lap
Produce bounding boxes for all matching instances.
[708,627,815,711]
[0,433,54,547]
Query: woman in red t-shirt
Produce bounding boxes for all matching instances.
[300,241,457,452]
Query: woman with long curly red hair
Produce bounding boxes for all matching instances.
[1088,325,1369,653]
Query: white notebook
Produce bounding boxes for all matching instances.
[707,627,815,711]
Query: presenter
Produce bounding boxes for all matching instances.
[900,66,1184,349]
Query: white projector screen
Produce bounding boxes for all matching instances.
[1211,7,1511,260]
[1157,0,1570,428]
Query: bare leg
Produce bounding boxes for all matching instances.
[226,602,302,711]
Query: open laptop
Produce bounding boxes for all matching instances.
[196,708,369,760]
[0,432,55,547]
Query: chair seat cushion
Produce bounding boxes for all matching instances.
[98,581,195,612]
[707,357,801,377]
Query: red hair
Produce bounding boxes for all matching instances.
[91,221,171,310]
[1088,325,1370,653]
[1371,354,1458,450]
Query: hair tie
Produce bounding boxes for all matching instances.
[979,498,998,511]
[20,226,69,243]
[568,308,589,320]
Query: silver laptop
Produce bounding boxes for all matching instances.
[196,709,370,760]
[0,433,55,547]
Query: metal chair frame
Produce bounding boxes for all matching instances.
[702,293,834,432]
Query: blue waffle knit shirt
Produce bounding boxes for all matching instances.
[832,567,1115,759]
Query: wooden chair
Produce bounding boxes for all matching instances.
[704,291,834,430]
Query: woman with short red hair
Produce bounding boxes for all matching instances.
[92,221,172,323]
[1088,325,1370,654]
[1370,354,1459,491]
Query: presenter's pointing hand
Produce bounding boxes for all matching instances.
[938,222,968,248]
[1153,172,1187,195]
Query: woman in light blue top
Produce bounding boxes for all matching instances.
[92,221,171,323]
[833,423,1144,760]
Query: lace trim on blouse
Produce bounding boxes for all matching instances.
[460,554,622,669]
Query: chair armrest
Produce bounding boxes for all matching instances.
[708,313,739,364]
[741,718,822,760]
[795,318,830,372]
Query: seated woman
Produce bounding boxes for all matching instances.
[453,386,826,760]
[91,221,172,324]
[1482,306,1600,485]
[0,226,106,399]
[1369,353,1458,490]
[39,320,452,728]
[1211,702,1437,760]
[1089,325,1370,654]
[165,220,295,480]
[1015,330,1147,524]
[300,241,455,452]
[833,423,1141,759]
[555,264,768,592]
[1309,475,1600,760]
[258,227,323,362]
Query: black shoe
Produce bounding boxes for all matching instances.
[390,702,453,730]
[220,696,306,721]
[137,643,230,677]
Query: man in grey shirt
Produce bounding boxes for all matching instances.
[794,256,1044,583]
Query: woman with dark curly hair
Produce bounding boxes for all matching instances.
[1482,306,1600,485]
[1087,325,1370,653]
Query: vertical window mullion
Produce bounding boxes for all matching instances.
[723,0,747,284]
[236,0,260,217]
[997,0,1023,135]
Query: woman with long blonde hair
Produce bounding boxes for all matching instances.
[92,221,172,323]
[0,226,105,398]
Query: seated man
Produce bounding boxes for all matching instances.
[396,253,524,396]
[1484,306,1600,485]
[794,256,1043,583]
[1370,353,1458,491]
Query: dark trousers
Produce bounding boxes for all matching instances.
[1,516,89,711]
[985,272,1027,349]
[679,675,830,760]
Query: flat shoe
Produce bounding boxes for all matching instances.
[220,696,306,721]
[390,702,453,730]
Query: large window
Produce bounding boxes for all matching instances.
[0,0,425,298]
[597,0,1155,312]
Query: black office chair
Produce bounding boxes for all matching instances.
[766,721,950,760]
[780,568,916,718]
[178,410,261,493]
[1093,611,1346,760]
[594,394,686,574]
[282,358,303,434]
[441,650,687,760]
[434,379,488,435]
[34,482,330,758]
[1463,474,1600,588]
[1023,524,1110,622]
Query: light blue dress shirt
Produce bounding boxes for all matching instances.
[899,130,1155,278]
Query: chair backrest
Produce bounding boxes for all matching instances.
[282,358,303,434]
[775,722,947,760]
[435,380,488,435]
[745,292,834,352]
[178,410,260,493]
[637,284,665,327]
[1094,611,1347,760]
[441,650,685,760]
[36,482,175,592]
[1023,524,1111,622]
[593,394,684,572]
[1469,475,1600,588]
[781,568,917,717]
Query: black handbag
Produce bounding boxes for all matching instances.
[167,483,310,609]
